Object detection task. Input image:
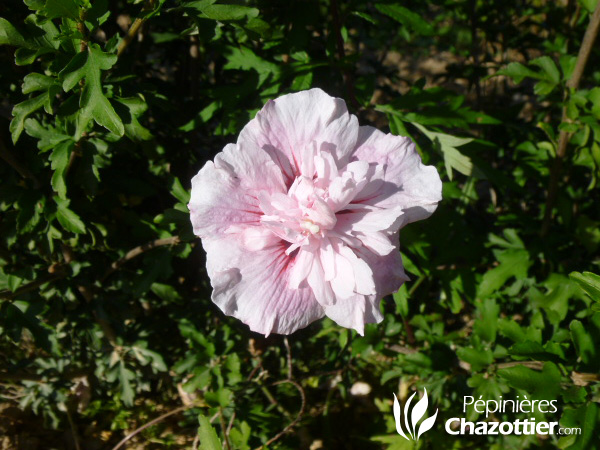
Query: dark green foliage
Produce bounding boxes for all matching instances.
[0,0,599,448]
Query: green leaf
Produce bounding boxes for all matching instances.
[353,11,377,24]
[498,318,527,343]
[59,43,124,137]
[499,57,560,95]
[223,46,279,87]
[55,197,86,234]
[150,282,182,303]
[559,403,599,450]
[43,0,80,21]
[531,56,560,84]
[375,4,434,36]
[412,122,474,180]
[0,18,29,47]
[291,71,313,91]
[560,55,577,81]
[198,414,222,450]
[498,362,561,400]
[115,97,153,141]
[244,17,270,37]
[569,271,600,302]
[205,388,232,407]
[50,140,74,199]
[457,347,493,371]
[530,274,581,325]
[496,62,541,84]
[169,177,190,204]
[84,0,110,30]
[570,320,596,364]
[24,118,71,151]
[14,14,60,65]
[131,342,168,372]
[579,0,599,13]
[478,249,531,298]
[22,73,57,94]
[10,92,52,143]
[509,341,562,361]
[473,298,500,342]
[184,2,258,21]
[118,361,135,406]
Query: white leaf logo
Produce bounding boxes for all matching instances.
[393,393,410,440]
[392,388,438,441]
[404,391,416,438]
[417,409,439,440]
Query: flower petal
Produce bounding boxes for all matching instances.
[334,206,405,234]
[205,238,324,335]
[352,126,442,225]
[324,294,384,336]
[238,88,359,181]
[189,143,286,237]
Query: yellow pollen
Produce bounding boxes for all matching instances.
[300,220,320,234]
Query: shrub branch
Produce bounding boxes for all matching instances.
[541,2,600,235]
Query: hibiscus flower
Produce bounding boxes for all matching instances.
[189,88,441,335]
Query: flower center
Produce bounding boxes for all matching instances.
[300,219,321,235]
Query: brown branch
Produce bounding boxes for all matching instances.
[283,337,293,380]
[66,406,82,450]
[571,371,600,386]
[226,411,236,441]
[77,25,87,53]
[116,0,156,58]
[255,380,306,450]
[495,361,544,370]
[219,407,232,450]
[101,236,180,281]
[0,368,88,383]
[111,403,196,450]
[0,267,67,301]
[77,7,88,53]
[541,2,600,236]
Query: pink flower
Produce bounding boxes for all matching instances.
[188,88,441,336]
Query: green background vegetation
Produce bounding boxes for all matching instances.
[1,0,600,448]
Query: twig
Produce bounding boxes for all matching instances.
[226,411,236,440]
[571,371,600,386]
[283,337,293,380]
[260,384,291,419]
[0,368,88,382]
[495,361,544,370]
[255,380,306,450]
[101,236,180,281]
[77,9,88,53]
[219,407,231,450]
[0,267,67,301]
[117,0,156,58]
[541,2,600,236]
[111,403,196,450]
[66,405,82,450]
[330,0,360,110]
